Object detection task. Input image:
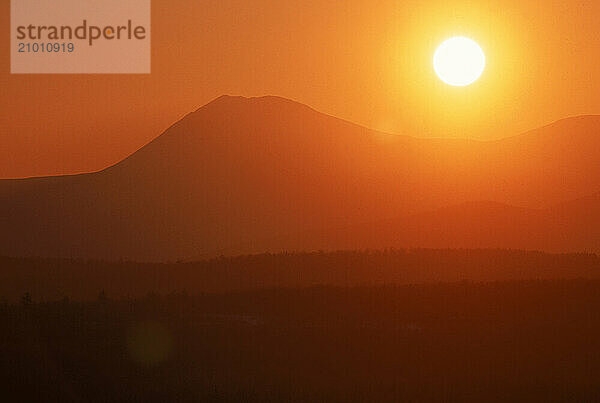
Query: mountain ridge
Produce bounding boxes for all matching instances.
[2,95,599,181]
[1,95,599,261]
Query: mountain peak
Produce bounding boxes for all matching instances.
[198,94,313,113]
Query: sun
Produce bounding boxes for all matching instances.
[433,37,485,86]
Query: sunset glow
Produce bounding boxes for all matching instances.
[3,1,600,399]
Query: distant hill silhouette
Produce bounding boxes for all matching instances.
[1,96,599,261]
[277,198,600,254]
[1,250,599,301]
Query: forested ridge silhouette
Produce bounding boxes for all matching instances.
[3,279,600,401]
[1,248,599,301]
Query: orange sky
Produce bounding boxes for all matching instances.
[1,0,599,178]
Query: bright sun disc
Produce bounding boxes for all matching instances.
[433,37,485,86]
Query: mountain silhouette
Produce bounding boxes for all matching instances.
[1,95,599,261]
